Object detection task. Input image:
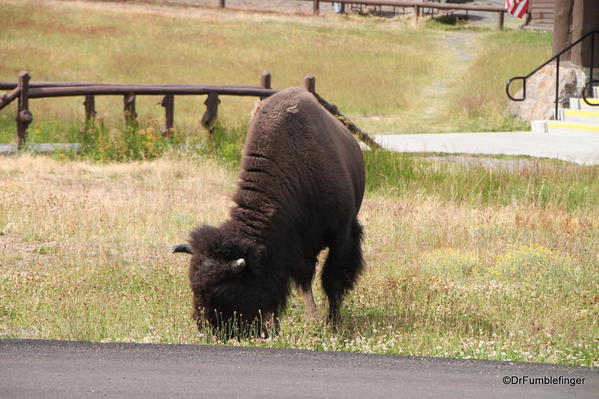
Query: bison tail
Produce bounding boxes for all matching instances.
[347,220,365,286]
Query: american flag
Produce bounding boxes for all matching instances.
[505,0,529,19]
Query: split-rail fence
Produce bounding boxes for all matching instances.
[0,71,382,150]
[0,71,281,148]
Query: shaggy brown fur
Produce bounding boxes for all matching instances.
[184,87,365,333]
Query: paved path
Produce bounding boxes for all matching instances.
[0,339,596,398]
[0,143,80,155]
[374,131,599,165]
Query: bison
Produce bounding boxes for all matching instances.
[174,87,365,334]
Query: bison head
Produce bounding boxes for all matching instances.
[173,225,277,336]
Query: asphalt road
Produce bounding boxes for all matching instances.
[0,339,596,398]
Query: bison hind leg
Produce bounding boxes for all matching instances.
[321,220,364,326]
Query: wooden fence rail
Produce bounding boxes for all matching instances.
[24,86,277,98]
[0,82,273,90]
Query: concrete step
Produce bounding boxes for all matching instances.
[569,97,599,110]
[532,120,599,134]
[560,108,599,124]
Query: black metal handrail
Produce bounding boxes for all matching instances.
[581,79,599,107]
[506,30,598,119]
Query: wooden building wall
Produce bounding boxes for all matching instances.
[528,0,554,31]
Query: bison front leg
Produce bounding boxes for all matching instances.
[321,220,364,327]
[259,311,280,337]
[301,285,318,320]
[297,257,319,321]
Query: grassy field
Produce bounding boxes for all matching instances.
[0,0,551,148]
[0,154,597,366]
[0,0,596,367]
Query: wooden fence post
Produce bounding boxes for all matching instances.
[260,70,271,100]
[84,95,96,123]
[414,5,420,24]
[304,75,316,93]
[16,71,32,149]
[201,92,220,133]
[313,0,320,15]
[124,93,137,125]
[497,11,504,30]
[219,0,225,8]
[159,94,175,136]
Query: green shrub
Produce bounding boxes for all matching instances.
[488,245,584,287]
[76,122,174,161]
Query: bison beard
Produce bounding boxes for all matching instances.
[175,87,365,335]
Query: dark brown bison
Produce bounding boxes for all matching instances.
[174,87,365,334]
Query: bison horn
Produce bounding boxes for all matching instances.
[228,258,246,274]
[172,244,193,254]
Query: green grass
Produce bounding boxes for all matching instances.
[442,29,553,132]
[363,151,598,210]
[352,27,552,133]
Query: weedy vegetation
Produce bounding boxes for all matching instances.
[0,0,597,367]
[1,154,596,366]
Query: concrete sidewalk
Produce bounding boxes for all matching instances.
[374,131,599,165]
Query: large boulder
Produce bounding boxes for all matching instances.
[506,63,588,121]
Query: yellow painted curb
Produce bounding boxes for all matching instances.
[564,109,599,117]
[580,98,599,105]
[546,122,599,132]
